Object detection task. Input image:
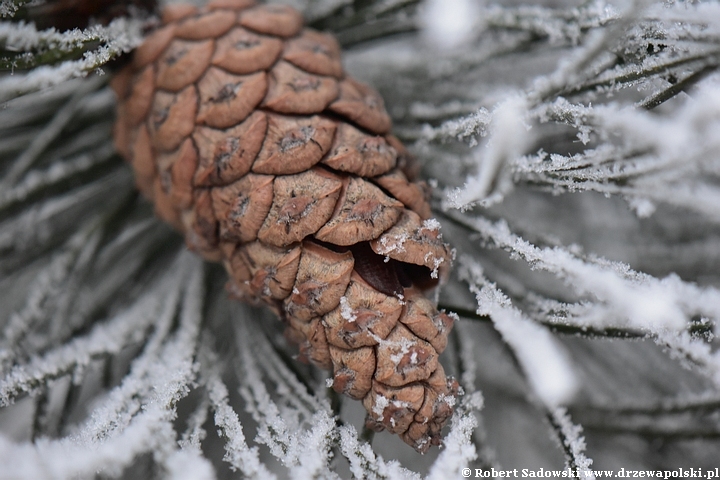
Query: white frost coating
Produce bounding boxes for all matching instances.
[0,223,98,371]
[420,0,481,50]
[199,343,272,479]
[437,392,457,410]
[237,330,296,462]
[0,256,213,479]
[452,319,477,391]
[0,169,126,262]
[237,306,324,419]
[388,337,417,367]
[372,394,390,419]
[338,425,420,480]
[426,409,478,480]
[253,331,321,419]
[455,212,720,391]
[0,252,190,406]
[420,108,492,143]
[78,254,202,436]
[551,408,595,479]
[178,398,209,454]
[516,72,720,222]
[482,288,578,407]
[460,258,579,408]
[0,418,214,480]
[235,320,336,474]
[421,218,441,232]
[653,329,720,388]
[0,17,145,103]
[165,450,216,480]
[446,97,531,210]
[375,233,408,256]
[459,215,720,332]
[527,291,720,388]
[433,3,720,220]
[0,20,135,51]
[423,252,443,280]
[287,410,339,480]
[0,143,114,208]
[0,0,19,17]
[340,296,357,322]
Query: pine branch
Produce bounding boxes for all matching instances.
[3,0,720,477]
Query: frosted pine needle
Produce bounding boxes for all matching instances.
[3,0,720,477]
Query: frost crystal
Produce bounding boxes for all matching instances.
[421,218,441,232]
[339,296,357,322]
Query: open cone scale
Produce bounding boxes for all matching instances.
[112,0,458,452]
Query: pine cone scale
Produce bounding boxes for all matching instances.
[133,24,176,69]
[329,345,375,400]
[239,5,304,38]
[262,60,339,114]
[130,125,156,198]
[212,27,284,74]
[322,271,403,349]
[196,69,268,129]
[160,138,197,209]
[282,30,343,78]
[113,1,458,453]
[321,123,397,177]
[148,86,198,152]
[156,39,214,91]
[314,177,404,246]
[251,114,336,175]
[211,172,274,242]
[256,168,343,246]
[124,65,156,126]
[284,241,354,321]
[192,111,267,186]
[161,4,199,24]
[174,9,236,40]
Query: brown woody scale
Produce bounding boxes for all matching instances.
[112,0,458,452]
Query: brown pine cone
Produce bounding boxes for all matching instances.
[111,0,458,453]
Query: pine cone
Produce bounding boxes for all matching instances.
[112,0,458,453]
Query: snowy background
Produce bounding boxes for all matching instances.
[1,0,720,478]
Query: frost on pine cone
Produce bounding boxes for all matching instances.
[111,0,458,452]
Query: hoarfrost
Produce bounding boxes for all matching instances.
[459,258,579,408]
[426,409,478,480]
[339,296,357,322]
[421,218,441,232]
[339,425,420,480]
[550,408,595,479]
[0,17,145,103]
[446,97,531,210]
[4,0,720,476]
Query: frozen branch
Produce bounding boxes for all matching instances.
[197,338,273,479]
[235,319,336,474]
[459,257,579,408]
[338,425,420,480]
[548,408,595,480]
[426,394,483,480]
[0,16,145,103]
